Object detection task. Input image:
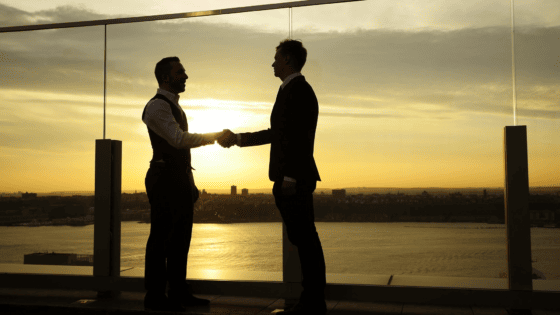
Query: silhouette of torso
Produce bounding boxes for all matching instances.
[142,94,192,170]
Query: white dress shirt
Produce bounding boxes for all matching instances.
[143,88,217,150]
[280,72,302,90]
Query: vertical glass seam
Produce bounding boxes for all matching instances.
[289,7,293,39]
[103,25,107,139]
[511,0,517,126]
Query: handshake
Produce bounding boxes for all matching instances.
[214,129,237,148]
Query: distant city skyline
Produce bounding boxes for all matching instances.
[2,185,559,198]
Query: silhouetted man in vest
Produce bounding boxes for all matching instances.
[142,56,226,312]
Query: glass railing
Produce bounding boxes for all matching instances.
[0,26,105,275]
[514,0,560,290]
[293,0,518,286]
[1,0,558,291]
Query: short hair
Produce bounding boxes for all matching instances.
[155,56,180,85]
[276,39,307,72]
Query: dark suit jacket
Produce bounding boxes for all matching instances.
[239,75,321,182]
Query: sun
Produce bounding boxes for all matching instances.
[183,98,268,135]
[187,108,244,134]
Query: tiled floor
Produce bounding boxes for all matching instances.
[0,288,559,315]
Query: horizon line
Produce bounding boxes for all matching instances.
[4,186,560,195]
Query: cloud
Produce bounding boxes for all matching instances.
[0,3,107,27]
[1,2,559,123]
[6,0,559,31]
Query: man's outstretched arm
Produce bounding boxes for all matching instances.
[144,99,225,148]
[217,129,273,148]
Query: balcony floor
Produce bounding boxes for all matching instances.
[1,288,559,315]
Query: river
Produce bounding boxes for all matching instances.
[1,222,559,279]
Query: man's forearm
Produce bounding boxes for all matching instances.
[236,129,273,147]
[179,131,219,148]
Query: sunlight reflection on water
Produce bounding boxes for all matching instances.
[1,222,559,280]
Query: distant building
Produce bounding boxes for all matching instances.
[22,192,37,199]
[49,204,86,219]
[21,207,44,216]
[530,209,555,224]
[242,188,248,196]
[231,185,237,195]
[201,189,208,196]
[332,189,346,198]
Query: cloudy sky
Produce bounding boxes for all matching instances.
[1,0,559,193]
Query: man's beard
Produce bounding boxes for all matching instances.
[170,80,185,93]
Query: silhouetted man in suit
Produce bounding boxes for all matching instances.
[219,40,326,315]
[142,57,226,312]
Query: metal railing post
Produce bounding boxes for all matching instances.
[504,126,532,308]
[94,139,122,298]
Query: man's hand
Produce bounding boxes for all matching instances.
[218,129,237,148]
[281,180,296,196]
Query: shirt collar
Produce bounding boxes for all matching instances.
[157,88,180,106]
[280,72,302,90]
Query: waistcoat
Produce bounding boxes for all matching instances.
[142,94,192,170]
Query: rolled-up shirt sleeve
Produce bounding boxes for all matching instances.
[143,99,218,149]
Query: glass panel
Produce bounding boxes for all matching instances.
[513,0,560,290]
[0,26,104,275]
[108,9,288,281]
[294,0,513,287]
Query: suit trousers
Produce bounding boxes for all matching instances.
[144,163,194,295]
[273,180,326,302]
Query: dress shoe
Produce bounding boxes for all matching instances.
[168,291,211,307]
[144,292,186,312]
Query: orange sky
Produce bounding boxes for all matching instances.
[1,0,559,192]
